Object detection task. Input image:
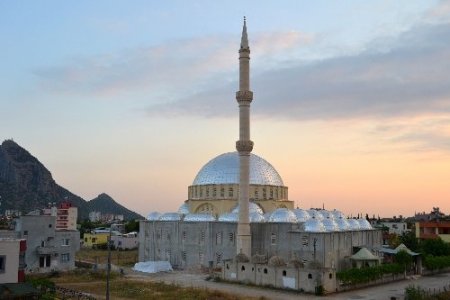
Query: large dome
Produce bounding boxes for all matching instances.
[192,152,284,186]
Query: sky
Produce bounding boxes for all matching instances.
[1,1,450,218]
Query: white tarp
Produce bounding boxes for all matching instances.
[133,261,173,273]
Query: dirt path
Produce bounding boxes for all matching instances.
[125,269,450,300]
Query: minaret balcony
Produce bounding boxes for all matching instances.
[236,140,254,152]
[236,91,253,103]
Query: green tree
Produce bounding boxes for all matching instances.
[420,238,450,256]
[399,231,419,252]
[395,250,413,276]
[125,219,139,233]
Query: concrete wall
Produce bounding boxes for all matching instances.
[15,216,79,273]
[139,220,382,272]
[0,239,20,284]
[222,262,337,294]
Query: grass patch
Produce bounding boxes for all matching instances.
[76,248,138,266]
[35,270,266,300]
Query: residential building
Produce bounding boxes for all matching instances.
[415,220,450,242]
[0,238,26,284]
[43,201,78,231]
[14,215,79,273]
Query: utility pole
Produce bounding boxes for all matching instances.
[106,227,112,300]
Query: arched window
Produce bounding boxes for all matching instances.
[196,203,216,214]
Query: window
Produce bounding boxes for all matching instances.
[84,238,87,242]
[216,232,222,245]
[200,230,205,242]
[302,235,309,246]
[200,188,203,197]
[282,270,287,276]
[39,255,51,268]
[0,256,5,273]
[271,233,276,245]
[228,187,233,197]
[213,187,217,197]
[206,188,210,197]
[308,273,312,279]
[255,190,259,199]
[329,273,333,279]
[270,189,273,199]
[229,232,234,243]
[262,188,266,199]
[199,252,204,264]
[220,187,224,197]
[48,224,52,228]
[61,253,70,263]
[62,238,70,246]
[23,230,28,236]
[182,251,187,261]
[182,231,187,241]
[241,265,245,271]
[263,268,268,274]
[216,253,222,264]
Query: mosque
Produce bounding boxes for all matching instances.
[139,19,382,293]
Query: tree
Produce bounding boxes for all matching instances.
[125,219,139,233]
[395,250,413,276]
[420,238,450,256]
[399,231,419,252]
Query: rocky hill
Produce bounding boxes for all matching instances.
[0,139,143,220]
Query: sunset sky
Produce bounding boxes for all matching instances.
[1,1,449,218]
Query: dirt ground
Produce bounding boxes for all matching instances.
[125,268,450,300]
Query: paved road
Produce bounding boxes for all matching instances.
[126,270,450,300]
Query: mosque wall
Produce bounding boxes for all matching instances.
[222,262,337,293]
[139,220,382,271]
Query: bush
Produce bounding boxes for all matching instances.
[336,264,403,285]
[405,285,427,300]
[423,255,450,271]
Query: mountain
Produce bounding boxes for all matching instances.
[0,139,143,220]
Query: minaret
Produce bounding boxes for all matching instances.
[236,17,253,258]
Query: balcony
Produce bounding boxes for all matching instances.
[36,246,57,255]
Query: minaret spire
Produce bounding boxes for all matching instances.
[236,17,253,259]
[240,16,249,49]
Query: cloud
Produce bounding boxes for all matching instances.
[32,31,312,100]
[147,20,450,121]
[369,116,450,153]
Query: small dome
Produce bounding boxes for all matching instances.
[177,203,190,215]
[218,211,265,223]
[218,212,238,222]
[146,212,161,221]
[304,218,326,232]
[307,209,324,220]
[268,208,298,223]
[322,218,340,231]
[331,209,345,219]
[293,209,311,222]
[192,152,284,186]
[357,218,373,230]
[335,217,351,231]
[347,219,361,230]
[319,210,335,220]
[184,213,216,222]
[250,212,266,223]
[268,256,286,267]
[159,213,181,221]
[232,202,264,215]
